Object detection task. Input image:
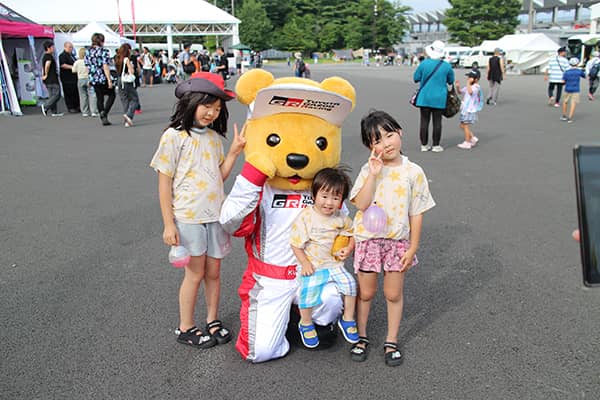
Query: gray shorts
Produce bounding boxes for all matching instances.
[175,221,232,259]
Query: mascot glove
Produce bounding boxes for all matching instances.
[245,152,277,180]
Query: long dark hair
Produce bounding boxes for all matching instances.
[115,44,131,74]
[167,92,228,136]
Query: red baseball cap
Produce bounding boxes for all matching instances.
[175,72,236,101]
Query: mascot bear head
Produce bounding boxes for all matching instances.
[235,69,356,191]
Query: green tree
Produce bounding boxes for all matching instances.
[444,0,521,46]
[273,15,318,53]
[238,0,273,50]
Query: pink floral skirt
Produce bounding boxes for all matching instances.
[353,238,418,273]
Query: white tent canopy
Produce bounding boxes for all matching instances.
[495,33,560,73]
[72,22,136,49]
[3,0,240,57]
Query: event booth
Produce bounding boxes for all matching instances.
[481,33,560,74]
[0,2,54,115]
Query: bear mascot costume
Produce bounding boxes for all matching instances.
[219,69,356,362]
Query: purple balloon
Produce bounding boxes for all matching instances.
[363,205,387,234]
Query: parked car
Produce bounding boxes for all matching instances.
[444,46,471,68]
[459,47,496,69]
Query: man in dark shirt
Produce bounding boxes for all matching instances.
[215,46,229,81]
[41,40,63,117]
[59,41,80,113]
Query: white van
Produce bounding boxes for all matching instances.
[444,46,471,68]
[459,47,496,69]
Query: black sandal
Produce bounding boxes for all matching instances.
[206,320,232,345]
[350,336,369,362]
[383,342,403,366]
[176,326,217,349]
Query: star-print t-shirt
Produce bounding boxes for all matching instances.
[150,127,225,224]
[350,156,435,242]
[290,206,353,270]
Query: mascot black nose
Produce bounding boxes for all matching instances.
[286,153,309,170]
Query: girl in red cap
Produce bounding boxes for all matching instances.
[150,72,246,348]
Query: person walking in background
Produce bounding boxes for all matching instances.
[40,40,63,117]
[58,41,80,113]
[486,48,504,106]
[560,57,586,123]
[215,47,229,81]
[179,42,193,80]
[545,46,569,107]
[71,47,98,117]
[413,40,454,152]
[139,47,155,87]
[585,51,600,101]
[115,44,140,128]
[293,52,306,77]
[85,33,116,126]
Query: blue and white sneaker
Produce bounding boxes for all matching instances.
[337,318,359,344]
[298,322,319,348]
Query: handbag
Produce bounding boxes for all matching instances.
[410,60,443,107]
[183,61,196,74]
[121,61,136,86]
[443,84,461,118]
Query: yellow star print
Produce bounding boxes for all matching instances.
[207,192,217,202]
[186,170,197,179]
[159,154,170,165]
[197,180,208,190]
[184,209,196,220]
[394,185,407,197]
[290,235,302,246]
[389,170,401,182]
[356,224,366,234]
[416,173,424,185]
[202,151,212,161]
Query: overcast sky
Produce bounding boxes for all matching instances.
[403,0,449,13]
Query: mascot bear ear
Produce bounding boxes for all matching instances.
[235,69,276,106]
[320,77,357,110]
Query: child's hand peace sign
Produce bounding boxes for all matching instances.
[368,148,383,176]
[230,122,247,156]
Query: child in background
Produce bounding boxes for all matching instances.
[150,72,245,348]
[350,110,435,366]
[290,167,358,348]
[561,58,586,123]
[455,69,483,150]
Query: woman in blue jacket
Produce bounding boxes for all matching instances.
[413,41,455,152]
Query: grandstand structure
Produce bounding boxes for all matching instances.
[405,0,600,52]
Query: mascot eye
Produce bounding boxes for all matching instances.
[266,134,281,147]
[315,137,328,151]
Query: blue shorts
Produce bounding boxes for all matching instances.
[175,221,231,258]
[298,266,356,309]
[460,111,478,125]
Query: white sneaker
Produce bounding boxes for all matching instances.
[82,113,90,117]
[41,104,47,116]
[420,145,431,152]
[431,145,444,152]
[91,113,99,117]
[124,122,132,128]
[470,136,479,146]
[457,141,472,149]
[51,113,64,117]
[123,114,133,126]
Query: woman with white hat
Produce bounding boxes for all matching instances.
[413,40,455,152]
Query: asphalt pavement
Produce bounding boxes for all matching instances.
[1,62,599,399]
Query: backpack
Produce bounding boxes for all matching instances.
[298,59,306,73]
[590,61,600,79]
[474,87,484,112]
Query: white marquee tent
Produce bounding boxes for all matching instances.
[2,0,240,57]
[495,33,560,73]
[71,22,136,49]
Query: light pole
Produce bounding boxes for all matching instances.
[528,0,534,33]
[373,0,378,51]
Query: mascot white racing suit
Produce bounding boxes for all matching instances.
[219,162,343,362]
